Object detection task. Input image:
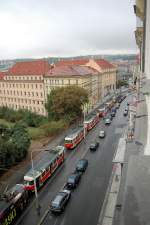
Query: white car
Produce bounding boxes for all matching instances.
[99,130,105,138]
[105,118,111,125]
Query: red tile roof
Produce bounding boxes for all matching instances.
[8,60,50,76]
[95,59,115,69]
[46,65,98,77]
[55,59,89,66]
[0,71,7,80]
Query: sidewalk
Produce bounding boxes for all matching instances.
[113,93,147,225]
[97,92,147,225]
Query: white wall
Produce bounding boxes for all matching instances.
[145,0,150,78]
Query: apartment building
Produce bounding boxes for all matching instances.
[0,60,50,115]
[89,58,116,98]
[56,58,117,99]
[44,65,99,112]
[0,58,116,116]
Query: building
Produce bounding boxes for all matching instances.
[134,0,150,147]
[0,60,50,115]
[45,65,99,112]
[56,58,117,99]
[113,61,134,82]
[0,58,116,116]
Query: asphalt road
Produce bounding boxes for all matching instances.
[16,96,130,225]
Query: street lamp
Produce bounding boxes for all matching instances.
[30,151,41,215]
[83,104,86,140]
[31,149,51,215]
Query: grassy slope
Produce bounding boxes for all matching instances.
[0,119,45,139]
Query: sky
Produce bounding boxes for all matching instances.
[0,0,137,59]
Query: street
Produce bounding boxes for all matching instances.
[16,96,130,225]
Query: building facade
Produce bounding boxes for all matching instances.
[44,65,99,112]
[134,0,150,154]
[0,58,116,116]
[56,58,117,100]
[0,60,50,115]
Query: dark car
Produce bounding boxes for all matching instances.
[123,110,128,116]
[76,159,88,172]
[111,111,116,117]
[89,142,99,151]
[104,117,111,124]
[66,173,81,189]
[50,189,71,213]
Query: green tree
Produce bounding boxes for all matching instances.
[117,80,128,88]
[45,85,88,122]
[11,122,31,161]
[0,122,31,169]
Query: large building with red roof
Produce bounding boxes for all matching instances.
[55,58,117,98]
[0,58,116,115]
[0,60,50,115]
[45,64,99,110]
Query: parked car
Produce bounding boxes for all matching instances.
[89,142,99,151]
[75,159,88,172]
[99,130,105,138]
[111,111,116,117]
[66,173,81,189]
[116,103,120,109]
[105,117,111,125]
[123,110,128,116]
[50,189,71,213]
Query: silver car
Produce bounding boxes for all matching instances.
[99,130,105,138]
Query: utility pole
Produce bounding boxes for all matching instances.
[31,152,41,215]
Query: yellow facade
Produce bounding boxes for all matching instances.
[0,75,46,115]
[86,59,117,98]
[44,74,99,112]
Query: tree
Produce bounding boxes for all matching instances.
[45,85,88,122]
[117,80,128,88]
[11,122,31,161]
[0,122,31,169]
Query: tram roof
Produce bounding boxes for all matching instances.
[84,113,97,123]
[65,126,84,140]
[0,184,25,214]
[0,200,11,214]
[24,146,64,180]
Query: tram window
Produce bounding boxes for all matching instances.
[52,159,57,167]
[46,167,50,172]
[42,171,46,176]
[24,180,34,185]
[65,140,72,143]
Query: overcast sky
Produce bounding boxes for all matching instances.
[0,0,137,59]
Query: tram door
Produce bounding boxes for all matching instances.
[36,177,40,189]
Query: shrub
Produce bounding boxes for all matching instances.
[40,120,69,136]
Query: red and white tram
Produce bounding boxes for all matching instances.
[64,126,85,149]
[84,113,99,131]
[97,107,106,117]
[24,146,65,191]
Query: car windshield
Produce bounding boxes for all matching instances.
[52,194,64,207]
[77,161,84,167]
[68,175,76,183]
[90,144,95,147]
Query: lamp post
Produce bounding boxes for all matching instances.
[83,104,86,140]
[30,151,41,215]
